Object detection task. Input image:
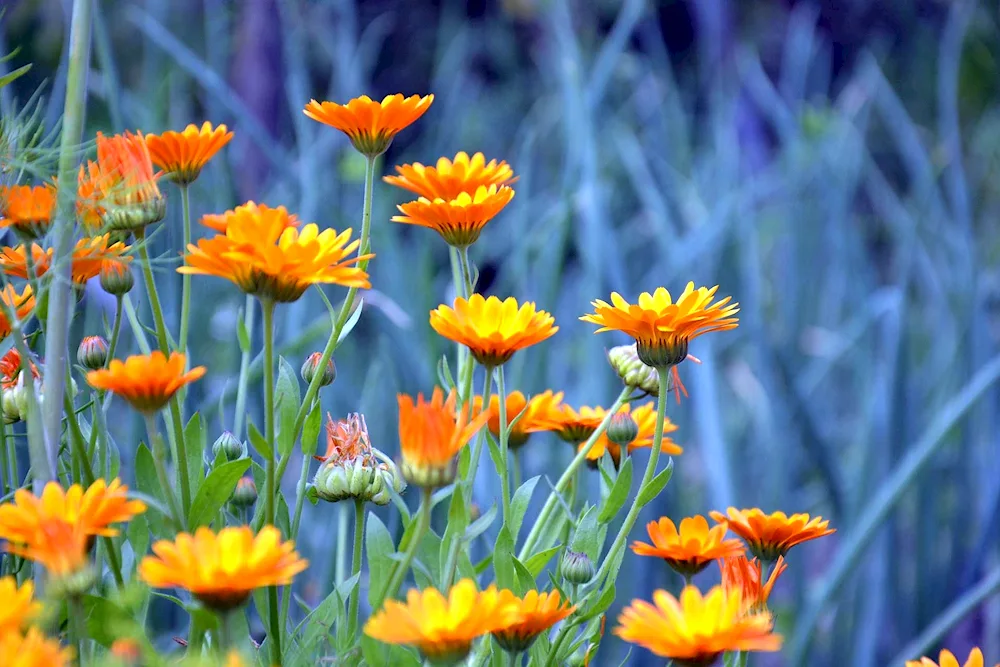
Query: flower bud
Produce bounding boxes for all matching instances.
[102,198,166,232]
[607,412,639,447]
[49,564,97,599]
[561,549,595,585]
[212,431,247,462]
[313,413,405,505]
[607,344,659,395]
[231,477,257,507]
[13,372,41,420]
[77,335,110,370]
[2,388,20,424]
[301,352,336,387]
[100,259,135,296]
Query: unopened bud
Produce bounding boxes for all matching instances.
[231,477,257,507]
[607,344,659,395]
[99,259,135,296]
[2,388,20,424]
[212,431,247,462]
[561,549,595,585]
[301,352,336,387]
[102,198,166,232]
[607,412,639,447]
[77,335,110,370]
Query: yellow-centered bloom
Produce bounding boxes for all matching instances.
[0,576,40,635]
[630,516,745,578]
[385,151,517,201]
[0,284,35,341]
[393,184,515,248]
[710,508,836,562]
[145,122,233,185]
[0,184,56,239]
[471,390,564,448]
[719,555,786,614]
[0,235,129,284]
[907,649,998,667]
[0,627,74,667]
[86,351,206,413]
[430,294,557,367]
[304,93,434,157]
[492,589,576,653]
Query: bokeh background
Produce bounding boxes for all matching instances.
[4,0,1000,665]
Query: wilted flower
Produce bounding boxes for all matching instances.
[312,413,404,505]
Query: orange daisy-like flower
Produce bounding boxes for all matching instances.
[138,525,308,611]
[179,201,370,303]
[710,508,836,562]
[0,284,35,341]
[581,283,740,369]
[907,649,998,667]
[393,184,515,248]
[0,576,40,635]
[492,589,576,653]
[0,184,56,239]
[430,294,557,367]
[304,93,434,157]
[384,151,517,201]
[614,585,782,665]
[579,434,624,470]
[0,235,129,284]
[85,351,206,413]
[598,402,683,456]
[719,555,787,614]
[364,579,520,663]
[551,404,612,444]
[82,131,165,232]
[472,390,564,448]
[144,122,233,185]
[397,387,489,488]
[0,347,39,390]
[0,627,74,667]
[631,516,745,578]
[200,201,300,235]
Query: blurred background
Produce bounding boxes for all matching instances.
[4,0,1000,665]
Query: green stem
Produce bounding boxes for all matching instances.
[216,610,232,654]
[260,298,282,664]
[334,503,348,585]
[348,498,365,635]
[0,420,9,497]
[457,246,475,297]
[464,369,493,505]
[2,419,15,493]
[737,650,749,667]
[178,185,193,354]
[232,295,255,439]
[12,333,51,491]
[518,386,632,560]
[121,295,152,354]
[281,448,314,628]
[377,487,431,607]
[134,227,171,354]
[496,366,511,524]
[105,297,123,367]
[167,397,191,525]
[142,413,183,532]
[70,595,87,667]
[511,448,522,493]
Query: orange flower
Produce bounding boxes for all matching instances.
[0,184,56,238]
[551,404,612,444]
[179,201,370,303]
[622,403,683,454]
[581,283,739,369]
[392,184,515,248]
[0,627,74,667]
[907,649,998,667]
[710,508,835,562]
[304,93,434,157]
[200,201,299,234]
[579,437,623,469]
[631,516,745,578]
[0,235,129,284]
[430,294,557,367]
[614,585,782,665]
[492,590,576,653]
[138,525,308,611]
[85,351,206,413]
[397,387,489,488]
[719,555,786,613]
[316,412,371,463]
[145,122,233,185]
[472,390,564,448]
[84,132,165,232]
[0,284,35,341]
[0,576,40,635]
[0,347,39,390]
[384,151,517,201]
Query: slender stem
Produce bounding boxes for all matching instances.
[357,155,376,266]
[737,650,749,667]
[216,611,232,654]
[121,295,152,354]
[511,448,522,493]
[377,487,431,607]
[167,397,191,525]
[281,448,314,627]
[464,369,493,505]
[142,413,183,531]
[232,295,256,439]
[457,246,475,297]
[0,421,8,497]
[348,498,366,634]
[334,504,349,585]
[2,419,15,492]
[12,333,51,491]
[178,185,193,354]
[496,366,511,523]
[134,228,171,354]
[105,297,123,367]
[70,595,87,667]
[260,298,282,664]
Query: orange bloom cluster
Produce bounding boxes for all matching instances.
[78,131,164,232]
[0,234,129,284]
[0,184,56,238]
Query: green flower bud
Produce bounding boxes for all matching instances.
[2,388,20,424]
[231,477,257,507]
[77,335,109,370]
[102,198,166,232]
[561,549,595,585]
[606,344,659,395]
[212,431,247,462]
[607,412,639,447]
[301,352,336,387]
[99,259,135,296]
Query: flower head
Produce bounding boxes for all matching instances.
[0,627,73,667]
[0,235,129,284]
[0,576,40,635]
[99,258,135,296]
[492,590,576,653]
[710,508,835,562]
[86,351,206,413]
[551,404,611,444]
[138,525,308,611]
[907,649,997,667]
[430,294,557,367]
[472,390,564,448]
[719,555,786,614]
[0,184,56,239]
[393,184,515,248]
[384,151,517,201]
[0,284,35,341]
[200,201,299,234]
[614,585,782,665]
[630,516,745,578]
[621,403,682,454]
[145,122,233,185]
[0,347,38,390]
[304,93,434,157]
[581,283,739,369]
[364,579,519,664]
[84,132,165,232]
[397,387,489,488]
[179,201,370,303]
[312,413,404,505]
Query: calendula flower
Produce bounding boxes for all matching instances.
[472,390,564,448]
[0,576,39,634]
[138,525,308,611]
[0,284,35,341]
[579,437,622,469]
[179,201,370,303]
[0,235,129,284]
[0,347,38,390]
[0,184,56,239]
[393,184,515,248]
[614,585,782,666]
[710,508,836,562]
[397,387,489,488]
[551,404,612,444]
[630,516,744,578]
[88,131,165,232]
[907,649,998,667]
[384,151,517,201]
[200,202,300,234]
[312,413,404,505]
[719,555,786,614]
[304,93,434,157]
[430,294,557,367]
[85,351,206,413]
[492,589,576,653]
[0,627,74,667]
[145,122,233,185]
[622,403,683,454]
[581,283,739,369]
[364,579,519,664]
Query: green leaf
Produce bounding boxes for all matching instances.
[598,456,632,523]
[510,475,540,541]
[0,63,31,89]
[636,459,674,507]
[512,557,537,593]
[337,298,364,344]
[440,482,469,581]
[366,513,396,608]
[436,355,456,392]
[133,444,170,539]
[581,584,616,621]
[463,503,497,543]
[184,412,206,500]
[236,308,251,353]
[248,421,271,459]
[287,583,348,664]
[485,434,504,482]
[188,459,251,528]
[571,505,601,562]
[302,401,323,457]
[361,635,420,667]
[276,357,301,457]
[522,545,561,578]
[82,595,133,647]
[125,514,150,567]
[494,525,515,589]
[305,484,320,505]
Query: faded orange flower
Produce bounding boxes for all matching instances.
[719,555,786,613]
[85,351,206,413]
[631,516,745,578]
[0,184,56,238]
[492,589,576,653]
[0,235,129,284]
[304,93,434,157]
[472,390,564,448]
[384,151,517,201]
[710,508,836,562]
[312,413,403,505]
[145,122,233,185]
[84,131,165,232]
[393,184,515,248]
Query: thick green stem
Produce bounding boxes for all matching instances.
[261,298,282,665]
[216,611,233,654]
[464,369,493,505]
[105,297,124,367]
[377,487,431,607]
[348,498,365,634]
[737,650,749,667]
[178,185,193,354]
[12,333,51,491]
[70,595,87,667]
[232,295,256,439]
[135,228,171,354]
[496,366,511,523]
[143,413,183,532]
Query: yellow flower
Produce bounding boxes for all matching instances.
[364,579,520,663]
[384,151,517,201]
[200,201,299,234]
[86,351,206,413]
[719,555,786,614]
[0,235,129,284]
[471,390,564,448]
[614,585,782,666]
[397,387,489,488]
[0,184,56,239]
[581,283,739,369]
[907,649,998,667]
[630,516,744,578]
[710,508,836,562]
[0,627,73,667]
[86,132,165,232]
[0,284,35,341]
[392,184,515,248]
[0,478,146,541]
[430,294,557,367]
[145,122,233,185]
[492,589,575,653]
[304,93,434,157]
[138,525,308,611]
[0,576,40,634]
[179,201,370,303]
